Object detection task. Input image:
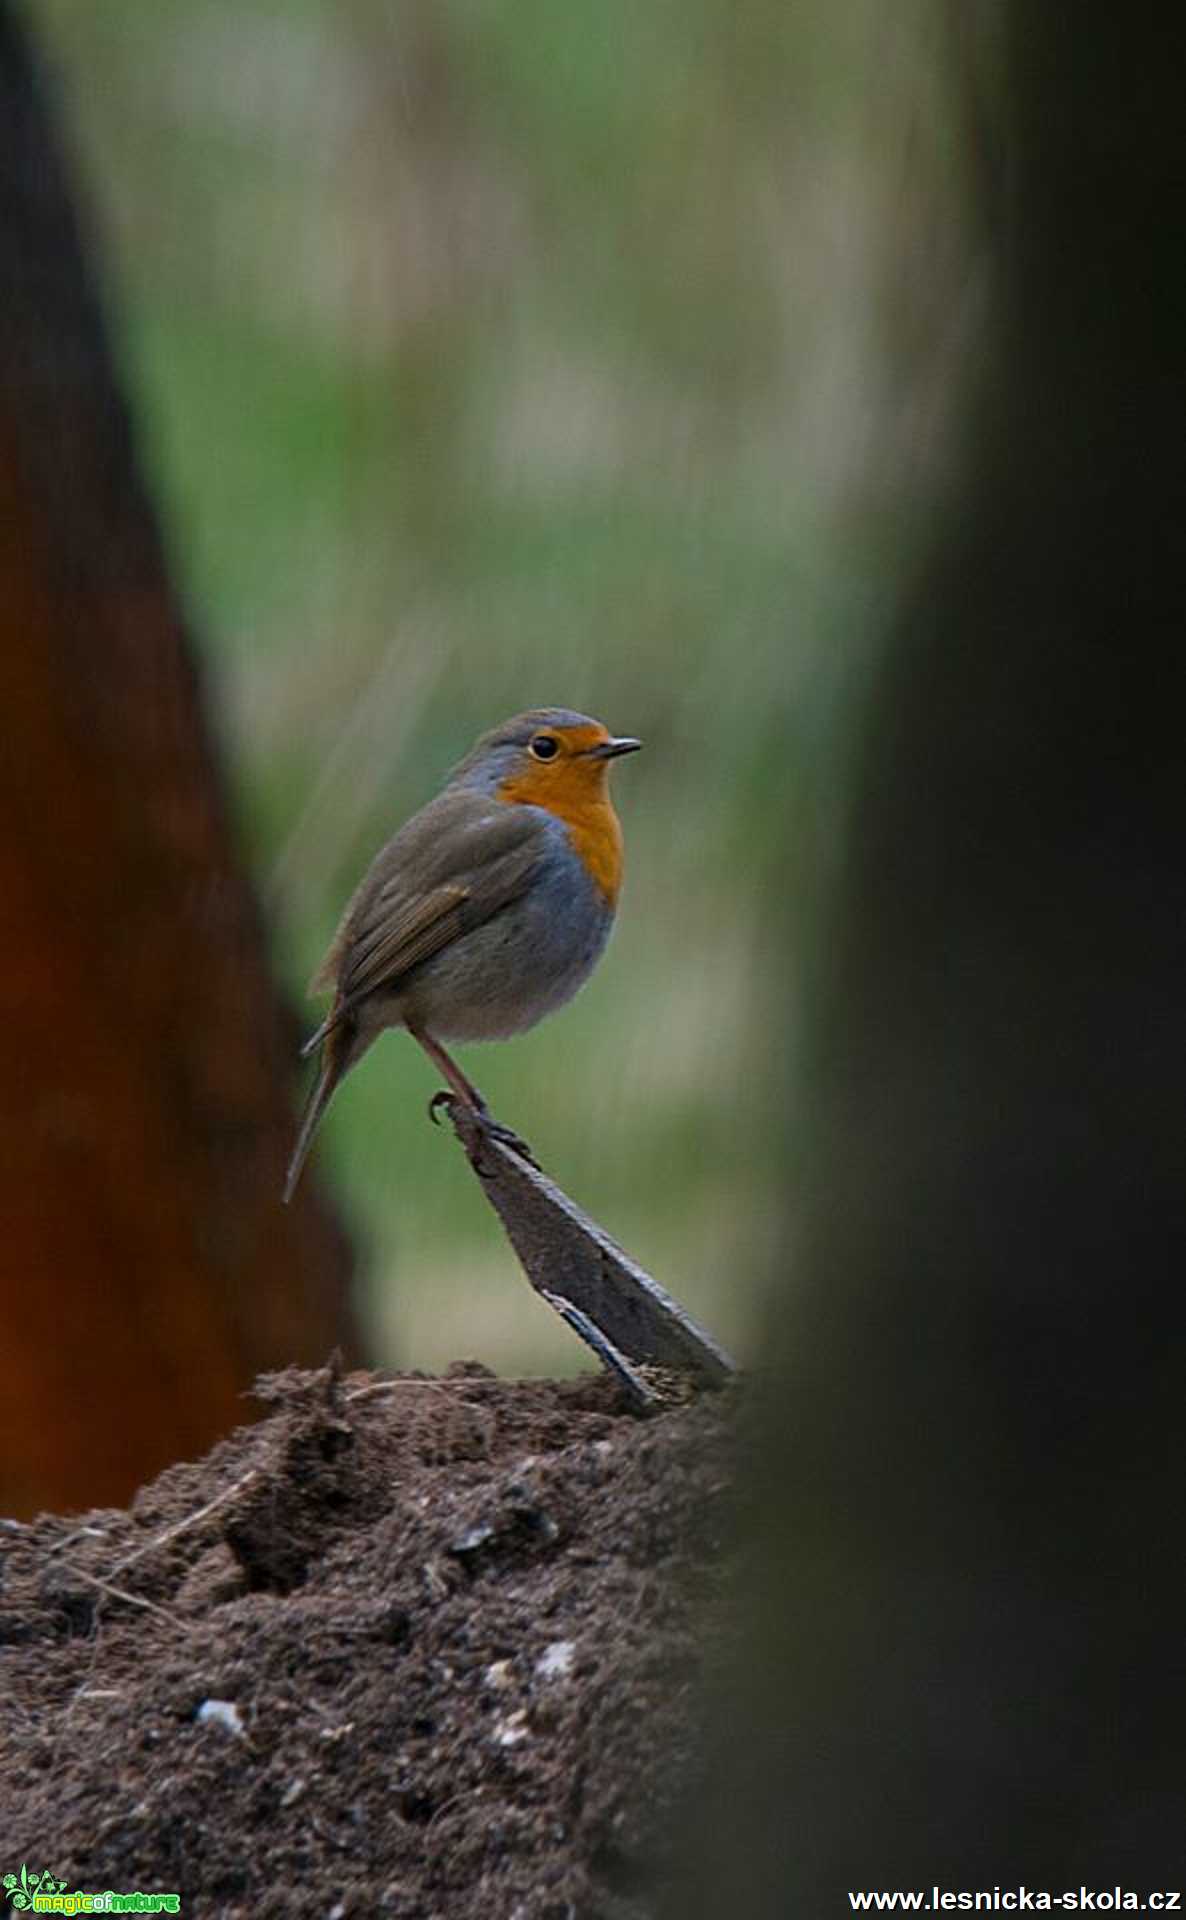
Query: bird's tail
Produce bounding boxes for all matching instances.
[284,1017,358,1204]
[284,1061,338,1205]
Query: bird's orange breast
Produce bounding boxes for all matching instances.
[498,764,624,908]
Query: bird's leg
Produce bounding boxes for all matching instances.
[409,1023,538,1168]
[411,1023,485,1112]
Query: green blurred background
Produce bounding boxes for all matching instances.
[30,0,968,1373]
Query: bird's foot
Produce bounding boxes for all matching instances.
[427,1090,539,1171]
[476,1115,539,1169]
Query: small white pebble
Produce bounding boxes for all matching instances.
[535,1640,575,1682]
[423,1560,450,1603]
[484,1659,515,1691]
[491,1709,530,1748]
[195,1699,244,1739]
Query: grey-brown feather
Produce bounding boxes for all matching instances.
[311,790,547,1019]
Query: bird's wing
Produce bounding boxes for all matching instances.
[337,882,471,1000]
[312,791,545,1011]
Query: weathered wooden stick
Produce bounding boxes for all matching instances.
[441,1100,737,1388]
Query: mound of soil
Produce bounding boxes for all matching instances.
[0,1362,738,1918]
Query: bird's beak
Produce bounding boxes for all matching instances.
[589,736,642,759]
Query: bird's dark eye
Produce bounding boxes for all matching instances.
[530,734,559,760]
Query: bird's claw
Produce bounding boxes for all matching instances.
[477,1116,540,1171]
[426,1090,539,1170]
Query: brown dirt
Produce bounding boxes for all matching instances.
[0,1361,739,1919]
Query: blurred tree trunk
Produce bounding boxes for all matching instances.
[0,5,358,1517]
[669,2,1184,1903]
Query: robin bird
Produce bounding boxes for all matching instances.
[284,708,641,1201]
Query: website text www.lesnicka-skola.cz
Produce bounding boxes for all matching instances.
[847,1891,1181,1913]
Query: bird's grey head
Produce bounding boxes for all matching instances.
[449,709,608,794]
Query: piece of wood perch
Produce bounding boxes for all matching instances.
[440,1100,737,1403]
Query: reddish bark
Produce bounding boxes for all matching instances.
[0,6,358,1516]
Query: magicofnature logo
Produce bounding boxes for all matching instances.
[3,1866,180,1914]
